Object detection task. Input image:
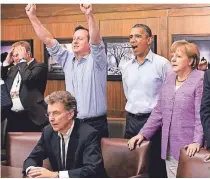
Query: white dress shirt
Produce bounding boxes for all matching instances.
[121,50,172,114]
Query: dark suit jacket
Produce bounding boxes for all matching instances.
[200,69,210,149]
[23,120,107,178]
[1,83,12,121]
[1,59,48,125]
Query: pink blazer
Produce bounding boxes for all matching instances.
[140,70,204,160]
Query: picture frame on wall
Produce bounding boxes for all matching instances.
[44,38,73,80]
[103,35,157,81]
[1,39,34,63]
[172,35,210,63]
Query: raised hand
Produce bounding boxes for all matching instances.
[25,4,36,17]
[80,4,92,15]
[11,46,28,64]
[5,48,14,64]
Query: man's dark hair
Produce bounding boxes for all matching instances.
[132,24,152,37]
[74,25,90,41]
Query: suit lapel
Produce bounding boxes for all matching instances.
[7,66,19,90]
[66,120,79,170]
[28,59,37,69]
[51,132,62,171]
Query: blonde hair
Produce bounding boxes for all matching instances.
[12,41,31,57]
[45,91,78,118]
[170,40,200,69]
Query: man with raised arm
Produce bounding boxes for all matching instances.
[25,4,108,139]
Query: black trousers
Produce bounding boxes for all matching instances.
[7,110,47,132]
[125,112,167,178]
[78,115,109,139]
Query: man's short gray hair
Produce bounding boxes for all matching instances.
[45,91,78,118]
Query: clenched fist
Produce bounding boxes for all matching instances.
[25,4,37,18]
[80,4,92,15]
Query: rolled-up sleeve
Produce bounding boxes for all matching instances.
[90,41,107,70]
[46,40,73,70]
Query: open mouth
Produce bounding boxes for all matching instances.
[131,45,138,50]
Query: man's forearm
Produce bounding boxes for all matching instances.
[28,15,55,47]
[85,14,100,45]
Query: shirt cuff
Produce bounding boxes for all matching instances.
[0,79,5,85]
[26,166,35,175]
[59,171,69,178]
[90,40,105,51]
[19,59,27,63]
[46,40,60,56]
[3,60,10,67]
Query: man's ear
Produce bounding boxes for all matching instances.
[27,51,32,58]
[68,111,74,120]
[147,36,153,45]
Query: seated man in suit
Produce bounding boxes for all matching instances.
[23,91,106,178]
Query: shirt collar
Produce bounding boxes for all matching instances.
[27,58,34,65]
[132,49,154,64]
[58,119,75,139]
[73,54,90,63]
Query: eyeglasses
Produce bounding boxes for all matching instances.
[45,110,73,119]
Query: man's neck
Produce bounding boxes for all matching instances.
[27,57,33,64]
[75,51,90,61]
[59,120,74,136]
[136,49,150,64]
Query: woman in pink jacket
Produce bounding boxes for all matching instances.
[128,40,204,178]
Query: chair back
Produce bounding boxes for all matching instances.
[101,138,151,178]
[7,132,51,169]
[176,148,210,178]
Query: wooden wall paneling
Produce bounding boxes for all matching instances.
[33,38,42,62]
[2,4,209,20]
[51,22,77,38]
[1,25,22,40]
[107,81,126,118]
[44,80,66,97]
[95,9,167,22]
[158,16,168,58]
[100,18,159,37]
[168,15,210,56]
[168,6,210,17]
